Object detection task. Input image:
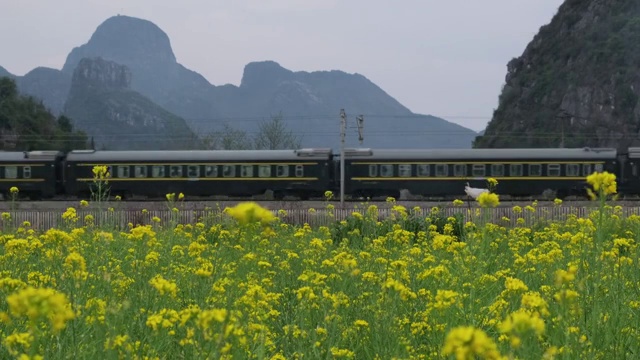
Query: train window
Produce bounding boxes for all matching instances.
[22,166,31,179]
[241,165,253,177]
[491,164,504,177]
[595,164,603,172]
[417,164,429,177]
[258,165,271,177]
[223,165,236,177]
[398,164,411,177]
[529,164,542,176]
[547,164,561,176]
[472,164,485,177]
[454,164,466,177]
[134,166,147,178]
[187,165,200,178]
[205,165,218,177]
[582,164,592,176]
[118,166,130,178]
[369,165,378,177]
[295,165,304,177]
[5,166,17,179]
[566,164,580,177]
[152,166,165,178]
[170,165,182,178]
[435,164,448,177]
[380,164,393,177]
[276,165,289,177]
[510,164,523,177]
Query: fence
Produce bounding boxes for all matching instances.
[1,205,638,231]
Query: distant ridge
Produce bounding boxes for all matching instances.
[5,14,479,150]
[63,57,200,150]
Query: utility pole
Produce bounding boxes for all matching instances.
[357,115,364,144]
[340,109,346,207]
[339,111,365,207]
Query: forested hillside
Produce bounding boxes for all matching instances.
[0,77,88,151]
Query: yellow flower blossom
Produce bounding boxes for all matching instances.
[225,202,275,225]
[477,192,500,208]
[442,326,503,360]
[586,171,617,196]
[7,287,75,332]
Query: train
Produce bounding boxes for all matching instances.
[0,146,636,201]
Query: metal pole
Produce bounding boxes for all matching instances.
[340,109,346,207]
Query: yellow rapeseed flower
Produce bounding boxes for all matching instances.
[477,192,500,208]
[225,202,275,226]
[92,165,110,180]
[498,309,546,341]
[442,326,503,360]
[7,287,75,332]
[586,171,616,196]
[452,199,465,207]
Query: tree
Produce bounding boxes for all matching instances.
[0,76,18,102]
[57,115,73,132]
[201,114,302,150]
[202,123,253,150]
[253,113,302,150]
[0,77,89,151]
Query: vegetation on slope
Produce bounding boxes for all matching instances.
[0,77,88,151]
[475,0,640,149]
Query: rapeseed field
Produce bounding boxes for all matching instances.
[0,171,638,359]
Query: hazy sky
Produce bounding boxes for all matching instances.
[1,0,564,131]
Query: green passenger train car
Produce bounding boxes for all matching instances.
[343,147,618,199]
[0,151,64,199]
[63,149,334,200]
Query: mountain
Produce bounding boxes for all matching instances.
[0,66,14,79]
[474,0,640,150]
[7,14,478,149]
[0,77,87,151]
[1,66,70,116]
[63,57,200,150]
[61,15,218,122]
[16,67,70,116]
[211,60,475,149]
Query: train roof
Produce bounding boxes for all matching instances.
[343,147,618,160]
[65,149,333,162]
[0,150,63,162]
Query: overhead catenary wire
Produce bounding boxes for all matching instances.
[3,131,640,140]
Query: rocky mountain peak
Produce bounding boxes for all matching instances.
[475,0,640,149]
[240,61,294,89]
[72,57,131,90]
[62,15,176,74]
[4,14,479,150]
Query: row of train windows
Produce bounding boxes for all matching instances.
[0,166,32,179]
[109,164,305,179]
[367,163,604,178]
